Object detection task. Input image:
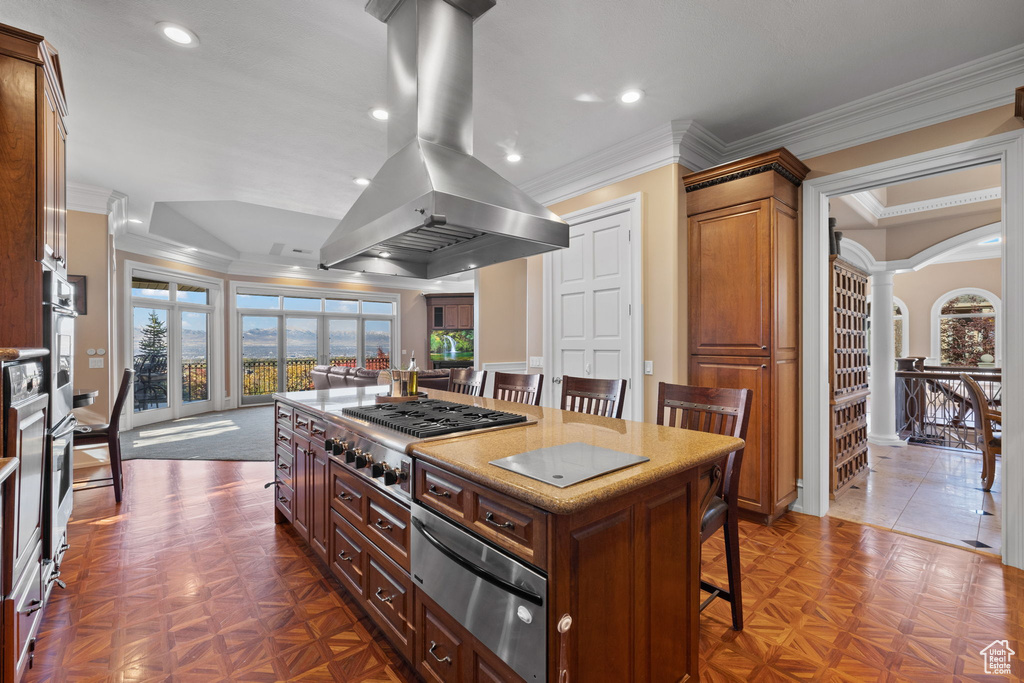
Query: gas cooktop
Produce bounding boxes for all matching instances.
[342,398,528,438]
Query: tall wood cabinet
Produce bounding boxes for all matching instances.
[683,149,808,524]
[829,256,869,497]
[0,24,68,348]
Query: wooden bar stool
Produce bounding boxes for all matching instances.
[491,372,543,406]
[960,373,1001,491]
[657,381,752,630]
[74,369,134,503]
[559,375,627,419]
[447,368,487,397]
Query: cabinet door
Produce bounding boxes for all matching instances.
[689,200,771,356]
[444,305,459,328]
[432,306,445,329]
[5,399,47,592]
[42,82,58,264]
[457,304,472,329]
[689,356,769,515]
[310,445,329,562]
[292,439,310,540]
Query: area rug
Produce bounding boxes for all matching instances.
[120,406,274,461]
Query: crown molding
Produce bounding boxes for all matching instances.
[107,191,129,235]
[847,191,885,223]
[67,182,118,214]
[878,186,1001,218]
[724,43,1024,161]
[116,232,233,273]
[520,119,725,206]
[521,44,1024,206]
[842,222,1001,273]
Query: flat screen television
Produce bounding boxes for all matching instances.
[429,329,474,364]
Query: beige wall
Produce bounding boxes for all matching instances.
[542,164,687,422]
[476,259,528,366]
[66,210,112,424]
[893,257,1002,359]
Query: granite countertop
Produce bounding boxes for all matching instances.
[275,387,743,515]
[0,348,49,362]
[411,390,743,515]
[0,458,19,485]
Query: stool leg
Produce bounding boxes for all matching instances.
[724,512,743,630]
[109,434,123,503]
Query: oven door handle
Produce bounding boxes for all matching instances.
[51,415,79,439]
[412,516,544,607]
[44,302,78,318]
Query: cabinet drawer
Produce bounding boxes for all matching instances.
[275,402,293,425]
[275,425,293,450]
[275,446,294,488]
[415,462,548,570]
[9,543,44,677]
[364,543,414,660]
[292,410,313,437]
[364,488,411,571]
[309,417,328,441]
[416,465,469,520]
[330,509,366,599]
[330,463,365,527]
[417,594,466,683]
[275,480,295,521]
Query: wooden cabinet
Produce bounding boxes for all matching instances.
[683,148,808,524]
[0,24,68,349]
[829,256,869,496]
[425,295,474,331]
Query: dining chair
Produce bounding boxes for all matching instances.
[657,381,752,631]
[559,375,627,419]
[75,369,134,503]
[960,373,1001,492]
[491,372,543,406]
[447,368,487,397]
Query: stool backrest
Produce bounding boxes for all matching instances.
[448,368,487,397]
[110,369,135,438]
[560,376,627,419]
[492,372,543,406]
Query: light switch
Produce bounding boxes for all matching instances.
[89,357,104,369]
[529,356,544,368]
[644,360,653,375]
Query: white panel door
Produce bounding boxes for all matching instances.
[550,213,634,418]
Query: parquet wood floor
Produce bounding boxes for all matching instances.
[27,459,1024,682]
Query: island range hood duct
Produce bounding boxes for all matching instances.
[319,0,569,279]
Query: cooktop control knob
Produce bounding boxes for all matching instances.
[355,450,372,469]
[383,469,399,486]
[344,447,358,464]
[371,462,388,478]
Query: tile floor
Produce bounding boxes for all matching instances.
[828,443,1002,554]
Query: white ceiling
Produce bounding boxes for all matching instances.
[4,0,1024,266]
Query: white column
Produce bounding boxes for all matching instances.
[868,270,906,447]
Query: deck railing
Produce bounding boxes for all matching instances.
[895,367,1001,450]
[242,355,391,395]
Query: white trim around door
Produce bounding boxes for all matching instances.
[543,192,644,419]
[800,129,1024,569]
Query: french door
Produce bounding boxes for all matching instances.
[131,301,215,426]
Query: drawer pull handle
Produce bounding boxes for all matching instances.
[278,434,289,442]
[278,496,289,505]
[311,426,326,436]
[337,492,353,502]
[278,411,288,419]
[427,485,451,499]
[484,512,515,531]
[337,550,353,562]
[428,641,452,665]
[23,600,42,616]
[296,419,309,429]
[277,462,289,470]
[298,447,308,456]
[374,518,393,532]
[374,587,393,604]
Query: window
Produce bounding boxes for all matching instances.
[931,288,1000,366]
[893,297,909,358]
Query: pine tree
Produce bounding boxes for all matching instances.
[139,311,168,357]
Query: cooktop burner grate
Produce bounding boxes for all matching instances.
[343,399,528,438]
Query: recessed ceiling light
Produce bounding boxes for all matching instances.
[292,266,301,270]
[128,218,143,224]
[619,89,644,104]
[354,177,371,186]
[370,108,389,121]
[186,247,197,252]
[157,22,198,47]
[505,153,522,163]
[379,251,391,258]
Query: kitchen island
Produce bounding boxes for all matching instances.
[272,387,743,682]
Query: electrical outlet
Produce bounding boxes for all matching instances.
[644,360,653,375]
[529,356,544,368]
[89,357,104,369]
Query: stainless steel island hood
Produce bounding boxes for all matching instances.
[319,0,569,279]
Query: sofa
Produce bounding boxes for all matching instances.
[311,365,452,391]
